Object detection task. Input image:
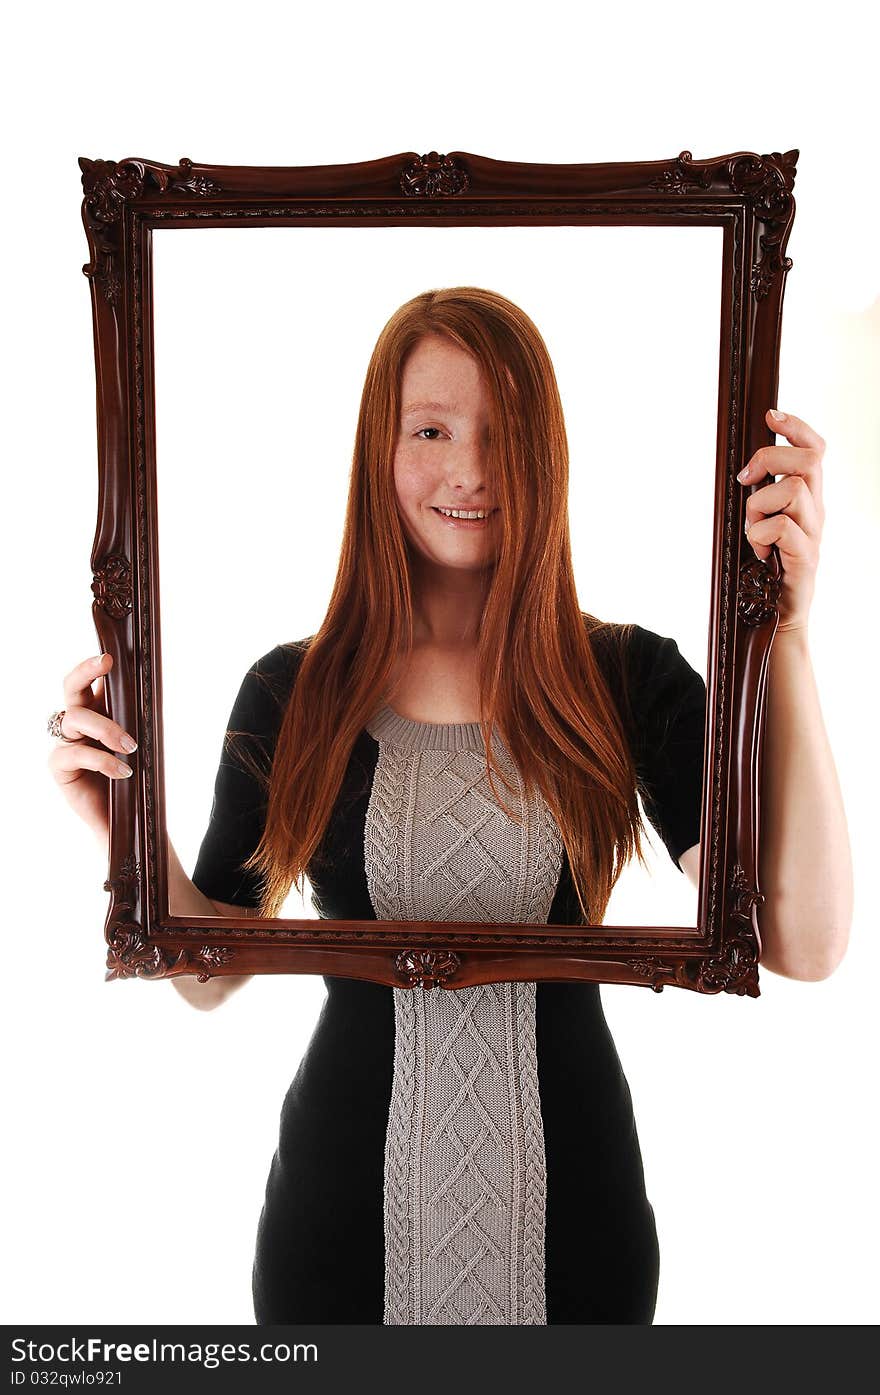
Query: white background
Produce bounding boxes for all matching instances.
[154,223,720,927]
[5,0,878,1327]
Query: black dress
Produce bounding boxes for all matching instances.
[191,623,706,1325]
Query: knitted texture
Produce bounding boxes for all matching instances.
[364,705,563,1325]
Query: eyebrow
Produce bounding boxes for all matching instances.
[401,400,464,418]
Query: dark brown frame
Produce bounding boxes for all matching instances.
[79,146,798,997]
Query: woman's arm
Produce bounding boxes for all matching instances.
[167,836,256,1010]
[679,409,853,979]
[733,408,851,979]
[756,625,852,979]
[681,638,853,978]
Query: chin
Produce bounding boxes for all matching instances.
[402,519,497,569]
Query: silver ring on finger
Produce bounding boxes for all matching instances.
[47,709,84,743]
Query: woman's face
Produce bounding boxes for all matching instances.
[393,333,500,573]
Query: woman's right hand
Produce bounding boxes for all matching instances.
[47,653,138,850]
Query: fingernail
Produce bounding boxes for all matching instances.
[737,466,749,481]
[119,734,138,753]
[769,408,786,421]
[93,655,105,667]
[116,762,133,777]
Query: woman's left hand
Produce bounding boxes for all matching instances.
[737,408,826,632]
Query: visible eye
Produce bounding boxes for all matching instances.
[415,427,444,441]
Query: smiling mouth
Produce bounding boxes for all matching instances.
[430,507,498,527]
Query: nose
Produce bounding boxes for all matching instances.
[445,434,490,496]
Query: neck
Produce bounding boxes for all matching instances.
[408,555,491,646]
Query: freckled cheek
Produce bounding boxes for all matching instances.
[394,453,435,515]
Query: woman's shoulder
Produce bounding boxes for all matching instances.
[252,635,313,666]
[584,614,685,675]
[227,636,314,733]
[583,614,706,723]
[247,635,314,686]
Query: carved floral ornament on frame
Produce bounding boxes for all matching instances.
[79,147,798,997]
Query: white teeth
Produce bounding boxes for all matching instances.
[436,507,490,519]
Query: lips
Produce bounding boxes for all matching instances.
[430,506,498,527]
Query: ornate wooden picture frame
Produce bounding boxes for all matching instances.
[79,146,797,997]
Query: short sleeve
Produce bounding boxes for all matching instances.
[190,642,307,908]
[597,623,707,871]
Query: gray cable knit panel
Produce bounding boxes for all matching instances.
[363,705,564,1325]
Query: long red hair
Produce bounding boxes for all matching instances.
[236,287,644,923]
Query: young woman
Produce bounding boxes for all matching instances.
[49,287,852,1325]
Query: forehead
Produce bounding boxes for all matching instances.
[400,335,486,416]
